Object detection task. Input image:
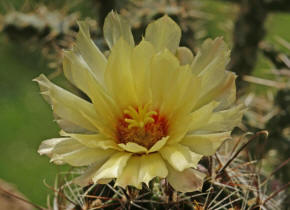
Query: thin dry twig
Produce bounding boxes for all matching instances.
[216,131,268,177]
[261,158,290,186]
[243,75,287,89]
[262,182,290,206]
[0,186,45,210]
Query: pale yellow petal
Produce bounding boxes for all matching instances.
[138,153,168,185]
[131,40,154,104]
[60,130,120,150]
[115,156,142,189]
[55,118,87,133]
[148,136,169,153]
[63,48,120,133]
[191,37,229,75]
[103,11,134,49]
[38,138,76,159]
[98,179,112,184]
[77,110,116,138]
[86,75,120,135]
[214,72,237,110]
[105,38,137,108]
[33,74,98,132]
[167,166,205,192]
[189,101,219,131]
[52,147,112,167]
[160,144,202,172]
[161,65,201,144]
[150,49,179,111]
[198,104,245,132]
[92,152,132,183]
[38,138,114,166]
[190,38,235,110]
[76,21,107,85]
[167,115,191,144]
[144,52,201,133]
[194,71,237,110]
[181,132,231,156]
[74,162,106,186]
[145,15,181,53]
[176,47,194,65]
[162,65,201,118]
[118,142,147,153]
[189,102,244,133]
[63,49,95,97]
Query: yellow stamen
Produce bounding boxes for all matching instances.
[124,104,157,129]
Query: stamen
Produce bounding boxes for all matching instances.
[117,105,168,149]
[124,104,157,129]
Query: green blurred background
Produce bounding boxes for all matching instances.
[0,0,289,207]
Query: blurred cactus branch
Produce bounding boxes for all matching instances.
[222,0,290,12]
[263,0,290,12]
[228,0,267,87]
[260,41,290,70]
[223,0,290,87]
[96,0,116,29]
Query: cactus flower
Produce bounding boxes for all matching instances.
[34,12,244,192]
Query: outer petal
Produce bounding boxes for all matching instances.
[38,138,78,159]
[116,153,168,189]
[167,166,205,192]
[138,153,168,185]
[150,49,199,117]
[63,49,95,98]
[162,65,201,118]
[160,65,200,144]
[60,131,120,150]
[198,104,245,132]
[118,142,147,153]
[167,115,191,144]
[34,74,98,132]
[63,49,119,130]
[189,101,219,131]
[131,40,155,104]
[181,132,231,156]
[195,72,237,110]
[105,38,137,108]
[176,47,194,65]
[150,50,201,125]
[150,49,179,110]
[145,15,181,53]
[92,152,132,183]
[74,162,107,186]
[106,136,168,155]
[115,156,141,189]
[76,21,107,85]
[189,104,245,133]
[148,136,168,153]
[38,138,114,166]
[160,144,202,172]
[191,37,229,75]
[191,38,234,110]
[55,118,87,133]
[213,72,237,110]
[103,11,134,49]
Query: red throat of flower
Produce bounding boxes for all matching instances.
[116,104,168,149]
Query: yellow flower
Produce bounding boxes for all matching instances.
[34,12,244,192]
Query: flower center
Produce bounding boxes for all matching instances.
[116,104,168,149]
